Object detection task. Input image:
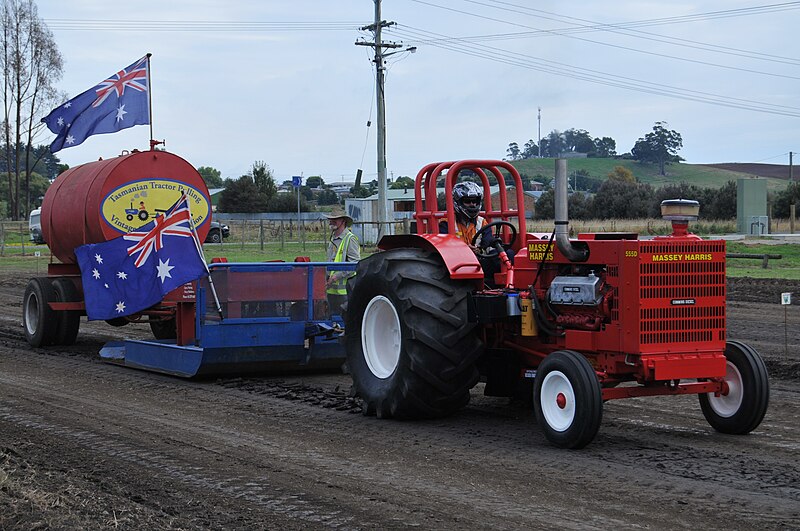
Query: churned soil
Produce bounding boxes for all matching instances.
[1,271,798,530]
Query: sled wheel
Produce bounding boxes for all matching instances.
[208,230,222,243]
[52,278,81,346]
[105,317,129,327]
[345,248,482,419]
[534,350,603,449]
[150,318,177,340]
[23,278,58,347]
[699,340,769,435]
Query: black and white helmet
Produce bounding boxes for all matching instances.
[453,181,483,221]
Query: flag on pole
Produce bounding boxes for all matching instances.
[41,55,150,153]
[75,193,208,321]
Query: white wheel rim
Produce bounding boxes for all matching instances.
[540,370,575,432]
[708,360,744,418]
[361,295,401,379]
[24,293,39,335]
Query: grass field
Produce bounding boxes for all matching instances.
[9,234,798,280]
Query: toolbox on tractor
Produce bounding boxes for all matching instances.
[344,158,769,449]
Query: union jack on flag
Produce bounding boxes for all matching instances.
[74,193,209,321]
[41,55,151,153]
[93,57,148,108]
[125,194,197,268]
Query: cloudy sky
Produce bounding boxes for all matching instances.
[37,0,799,184]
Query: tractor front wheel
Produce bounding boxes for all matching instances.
[345,248,482,419]
[533,350,603,449]
[699,340,769,435]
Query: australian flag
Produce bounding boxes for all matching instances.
[41,55,150,153]
[75,193,208,321]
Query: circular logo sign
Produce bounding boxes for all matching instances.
[101,178,210,234]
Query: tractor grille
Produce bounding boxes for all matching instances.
[637,240,726,347]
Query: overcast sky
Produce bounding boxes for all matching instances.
[36,0,799,184]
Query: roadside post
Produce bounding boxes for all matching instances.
[782,292,791,356]
[293,175,303,251]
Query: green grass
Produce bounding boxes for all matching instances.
[8,237,798,280]
[724,241,800,279]
[511,158,789,191]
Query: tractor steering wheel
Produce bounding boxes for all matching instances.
[471,221,518,258]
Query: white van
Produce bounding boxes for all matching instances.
[29,208,44,244]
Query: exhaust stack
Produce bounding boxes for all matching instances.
[554,159,589,262]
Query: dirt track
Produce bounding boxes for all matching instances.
[1,273,799,530]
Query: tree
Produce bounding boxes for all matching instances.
[218,175,268,213]
[607,165,636,183]
[268,192,310,213]
[317,187,339,205]
[305,175,324,189]
[522,139,538,159]
[543,130,566,157]
[251,160,277,201]
[197,166,224,188]
[390,176,415,190]
[772,182,800,218]
[505,142,520,161]
[631,122,683,176]
[593,137,616,158]
[564,128,593,153]
[1,0,63,219]
[591,179,654,219]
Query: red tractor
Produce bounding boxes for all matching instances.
[344,159,769,448]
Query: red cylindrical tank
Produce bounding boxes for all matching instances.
[42,150,211,264]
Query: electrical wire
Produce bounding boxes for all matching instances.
[44,19,362,32]
[390,25,800,117]
[406,0,800,78]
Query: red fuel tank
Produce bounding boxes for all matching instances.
[42,150,211,264]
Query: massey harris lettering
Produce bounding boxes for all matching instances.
[528,242,554,261]
[651,253,713,262]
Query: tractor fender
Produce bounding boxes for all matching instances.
[378,234,484,280]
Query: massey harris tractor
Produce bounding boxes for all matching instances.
[344,159,769,448]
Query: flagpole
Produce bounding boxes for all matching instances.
[183,194,224,321]
[146,52,154,147]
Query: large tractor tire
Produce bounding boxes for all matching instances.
[699,340,769,435]
[345,248,482,419]
[52,278,81,346]
[23,277,58,347]
[533,350,603,449]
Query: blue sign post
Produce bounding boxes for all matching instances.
[292,176,303,250]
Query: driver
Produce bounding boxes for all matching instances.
[447,181,495,250]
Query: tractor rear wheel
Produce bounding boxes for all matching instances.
[345,248,482,419]
[533,350,603,449]
[699,340,769,435]
[23,277,58,347]
[52,278,81,346]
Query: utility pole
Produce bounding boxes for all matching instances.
[537,107,542,158]
[790,151,794,182]
[356,0,409,241]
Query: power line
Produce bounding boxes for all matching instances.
[406,0,800,78]
[391,25,800,117]
[44,19,362,31]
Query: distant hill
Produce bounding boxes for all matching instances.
[509,158,790,192]
[701,163,793,180]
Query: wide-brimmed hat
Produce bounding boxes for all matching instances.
[324,207,353,227]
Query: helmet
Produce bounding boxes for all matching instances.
[453,181,483,221]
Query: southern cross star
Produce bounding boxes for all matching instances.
[94,253,103,264]
[117,271,128,280]
[92,268,100,279]
[156,258,174,283]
